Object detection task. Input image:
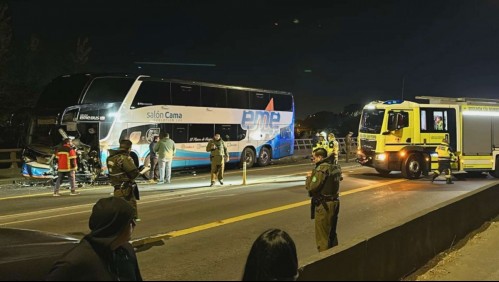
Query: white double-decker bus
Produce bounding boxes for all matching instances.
[57,74,294,176]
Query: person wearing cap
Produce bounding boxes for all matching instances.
[206,133,229,187]
[53,138,79,196]
[106,139,141,221]
[431,137,457,184]
[306,147,342,252]
[312,132,328,158]
[325,133,339,165]
[344,132,354,162]
[46,196,143,281]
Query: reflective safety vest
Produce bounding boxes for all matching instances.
[55,144,77,172]
[436,142,455,161]
[327,138,339,156]
[312,140,329,154]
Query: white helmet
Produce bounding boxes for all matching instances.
[320,132,327,139]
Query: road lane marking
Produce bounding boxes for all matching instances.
[0,178,404,229]
[130,178,407,246]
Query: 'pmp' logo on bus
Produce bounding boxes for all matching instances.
[241,110,280,130]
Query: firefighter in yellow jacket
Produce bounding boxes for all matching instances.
[305,147,342,252]
[325,133,339,164]
[431,138,457,184]
[206,133,229,187]
[312,132,328,158]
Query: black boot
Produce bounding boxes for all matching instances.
[446,178,454,184]
[431,173,438,183]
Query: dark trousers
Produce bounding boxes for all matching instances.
[54,171,76,193]
[149,157,159,180]
[314,200,340,252]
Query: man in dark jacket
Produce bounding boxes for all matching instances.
[148,135,159,182]
[46,196,143,281]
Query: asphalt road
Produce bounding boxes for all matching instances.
[0,159,497,280]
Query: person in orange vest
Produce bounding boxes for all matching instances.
[54,138,79,196]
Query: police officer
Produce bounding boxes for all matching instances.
[312,132,328,157]
[305,147,342,252]
[107,139,141,221]
[432,137,457,184]
[345,131,354,162]
[206,133,229,187]
[325,133,339,165]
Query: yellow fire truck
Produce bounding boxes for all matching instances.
[357,96,499,179]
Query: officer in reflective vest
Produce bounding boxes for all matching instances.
[107,139,141,221]
[432,138,457,184]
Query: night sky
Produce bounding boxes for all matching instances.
[6,0,499,118]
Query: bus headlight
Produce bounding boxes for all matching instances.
[375,153,387,161]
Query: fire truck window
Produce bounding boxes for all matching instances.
[434,112,444,130]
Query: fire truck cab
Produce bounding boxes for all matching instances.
[357,96,499,179]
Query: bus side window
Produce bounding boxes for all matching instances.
[227,89,249,109]
[173,124,188,143]
[171,83,201,106]
[188,124,214,142]
[249,92,269,110]
[215,124,238,141]
[131,81,171,109]
[270,94,293,111]
[201,87,227,108]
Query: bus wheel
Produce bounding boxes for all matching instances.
[402,153,422,179]
[240,147,256,168]
[490,156,499,178]
[375,168,391,176]
[257,147,271,167]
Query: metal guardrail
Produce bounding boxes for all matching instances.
[0,139,356,170]
[294,138,357,155]
[0,149,22,169]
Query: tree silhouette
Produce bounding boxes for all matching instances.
[71,36,92,73]
[0,3,12,83]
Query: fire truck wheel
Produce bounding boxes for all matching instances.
[402,153,422,179]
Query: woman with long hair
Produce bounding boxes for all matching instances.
[242,228,299,281]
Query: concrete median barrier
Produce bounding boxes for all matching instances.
[298,182,499,281]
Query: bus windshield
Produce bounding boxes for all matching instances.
[359,109,385,134]
[82,77,135,104]
[36,75,91,109]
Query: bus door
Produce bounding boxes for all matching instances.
[277,126,294,158]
